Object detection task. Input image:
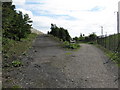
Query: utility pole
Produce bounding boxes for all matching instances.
[118,2,120,55]
[105,32,107,37]
[117,1,120,33]
[117,12,119,34]
[101,26,103,37]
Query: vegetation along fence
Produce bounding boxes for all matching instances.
[97,34,120,52]
[97,33,120,61]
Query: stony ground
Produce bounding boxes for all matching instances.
[2,34,118,88]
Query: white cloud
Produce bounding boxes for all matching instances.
[12,0,26,5]
[12,0,120,37]
[15,8,33,18]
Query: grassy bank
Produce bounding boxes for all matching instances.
[0,36,2,53]
[95,44,120,66]
[2,33,38,67]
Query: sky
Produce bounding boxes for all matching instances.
[12,0,120,37]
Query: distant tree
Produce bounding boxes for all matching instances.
[49,24,71,42]
[83,34,85,37]
[50,24,57,37]
[73,37,79,42]
[84,36,89,42]
[65,30,71,42]
[80,33,82,37]
[88,33,97,41]
[47,31,50,34]
[79,33,85,41]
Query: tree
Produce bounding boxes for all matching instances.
[79,33,85,41]
[2,2,33,41]
[49,24,71,42]
[73,37,79,42]
[2,2,16,39]
[47,31,50,34]
[65,30,71,42]
[88,33,97,41]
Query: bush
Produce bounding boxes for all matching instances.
[63,41,80,49]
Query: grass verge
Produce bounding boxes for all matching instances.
[0,36,2,53]
[2,33,38,87]
[2,33,38,67]
[95,44,120,66]
[62,41,80,50]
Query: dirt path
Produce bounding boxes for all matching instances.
[3,34,118,88]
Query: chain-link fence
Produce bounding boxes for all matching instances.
[97,33,120,53]
[97,33,120,64]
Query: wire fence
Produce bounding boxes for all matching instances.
[97,33,120,53]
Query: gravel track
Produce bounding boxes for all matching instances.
[3,34,118,88]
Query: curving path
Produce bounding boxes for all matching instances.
[3,34,118,88]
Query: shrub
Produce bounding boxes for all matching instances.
[63,41,80,49]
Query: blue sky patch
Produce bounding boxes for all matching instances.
[89,6,105,12]
[36,13,77,20]
[25,2,45,5]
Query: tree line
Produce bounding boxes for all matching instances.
[2,2,32,41]
[48,24,71,42]
[73,33,97,42]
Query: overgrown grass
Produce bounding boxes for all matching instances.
[63,41,80,49]
[2,33,38,66]
[0,36,2,53]
[96,44,120,66]
[65,52,72,55]
[12,85,21,88]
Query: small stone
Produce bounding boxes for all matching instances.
[86,76,89,79]
[71,79,74,82]
[34,50,37,52]
[5,75,10,79]
[56,79,58,81]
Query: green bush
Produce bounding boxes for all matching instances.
[63,41,80,49]
[63,41,69,46]
[12,60,22,67]
[112,53,120,63]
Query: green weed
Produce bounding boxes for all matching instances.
[12,85,21,88]
[2,33,37,60]
[12,60,22,67]
[63,41,80,49]
[65,52,72,55]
